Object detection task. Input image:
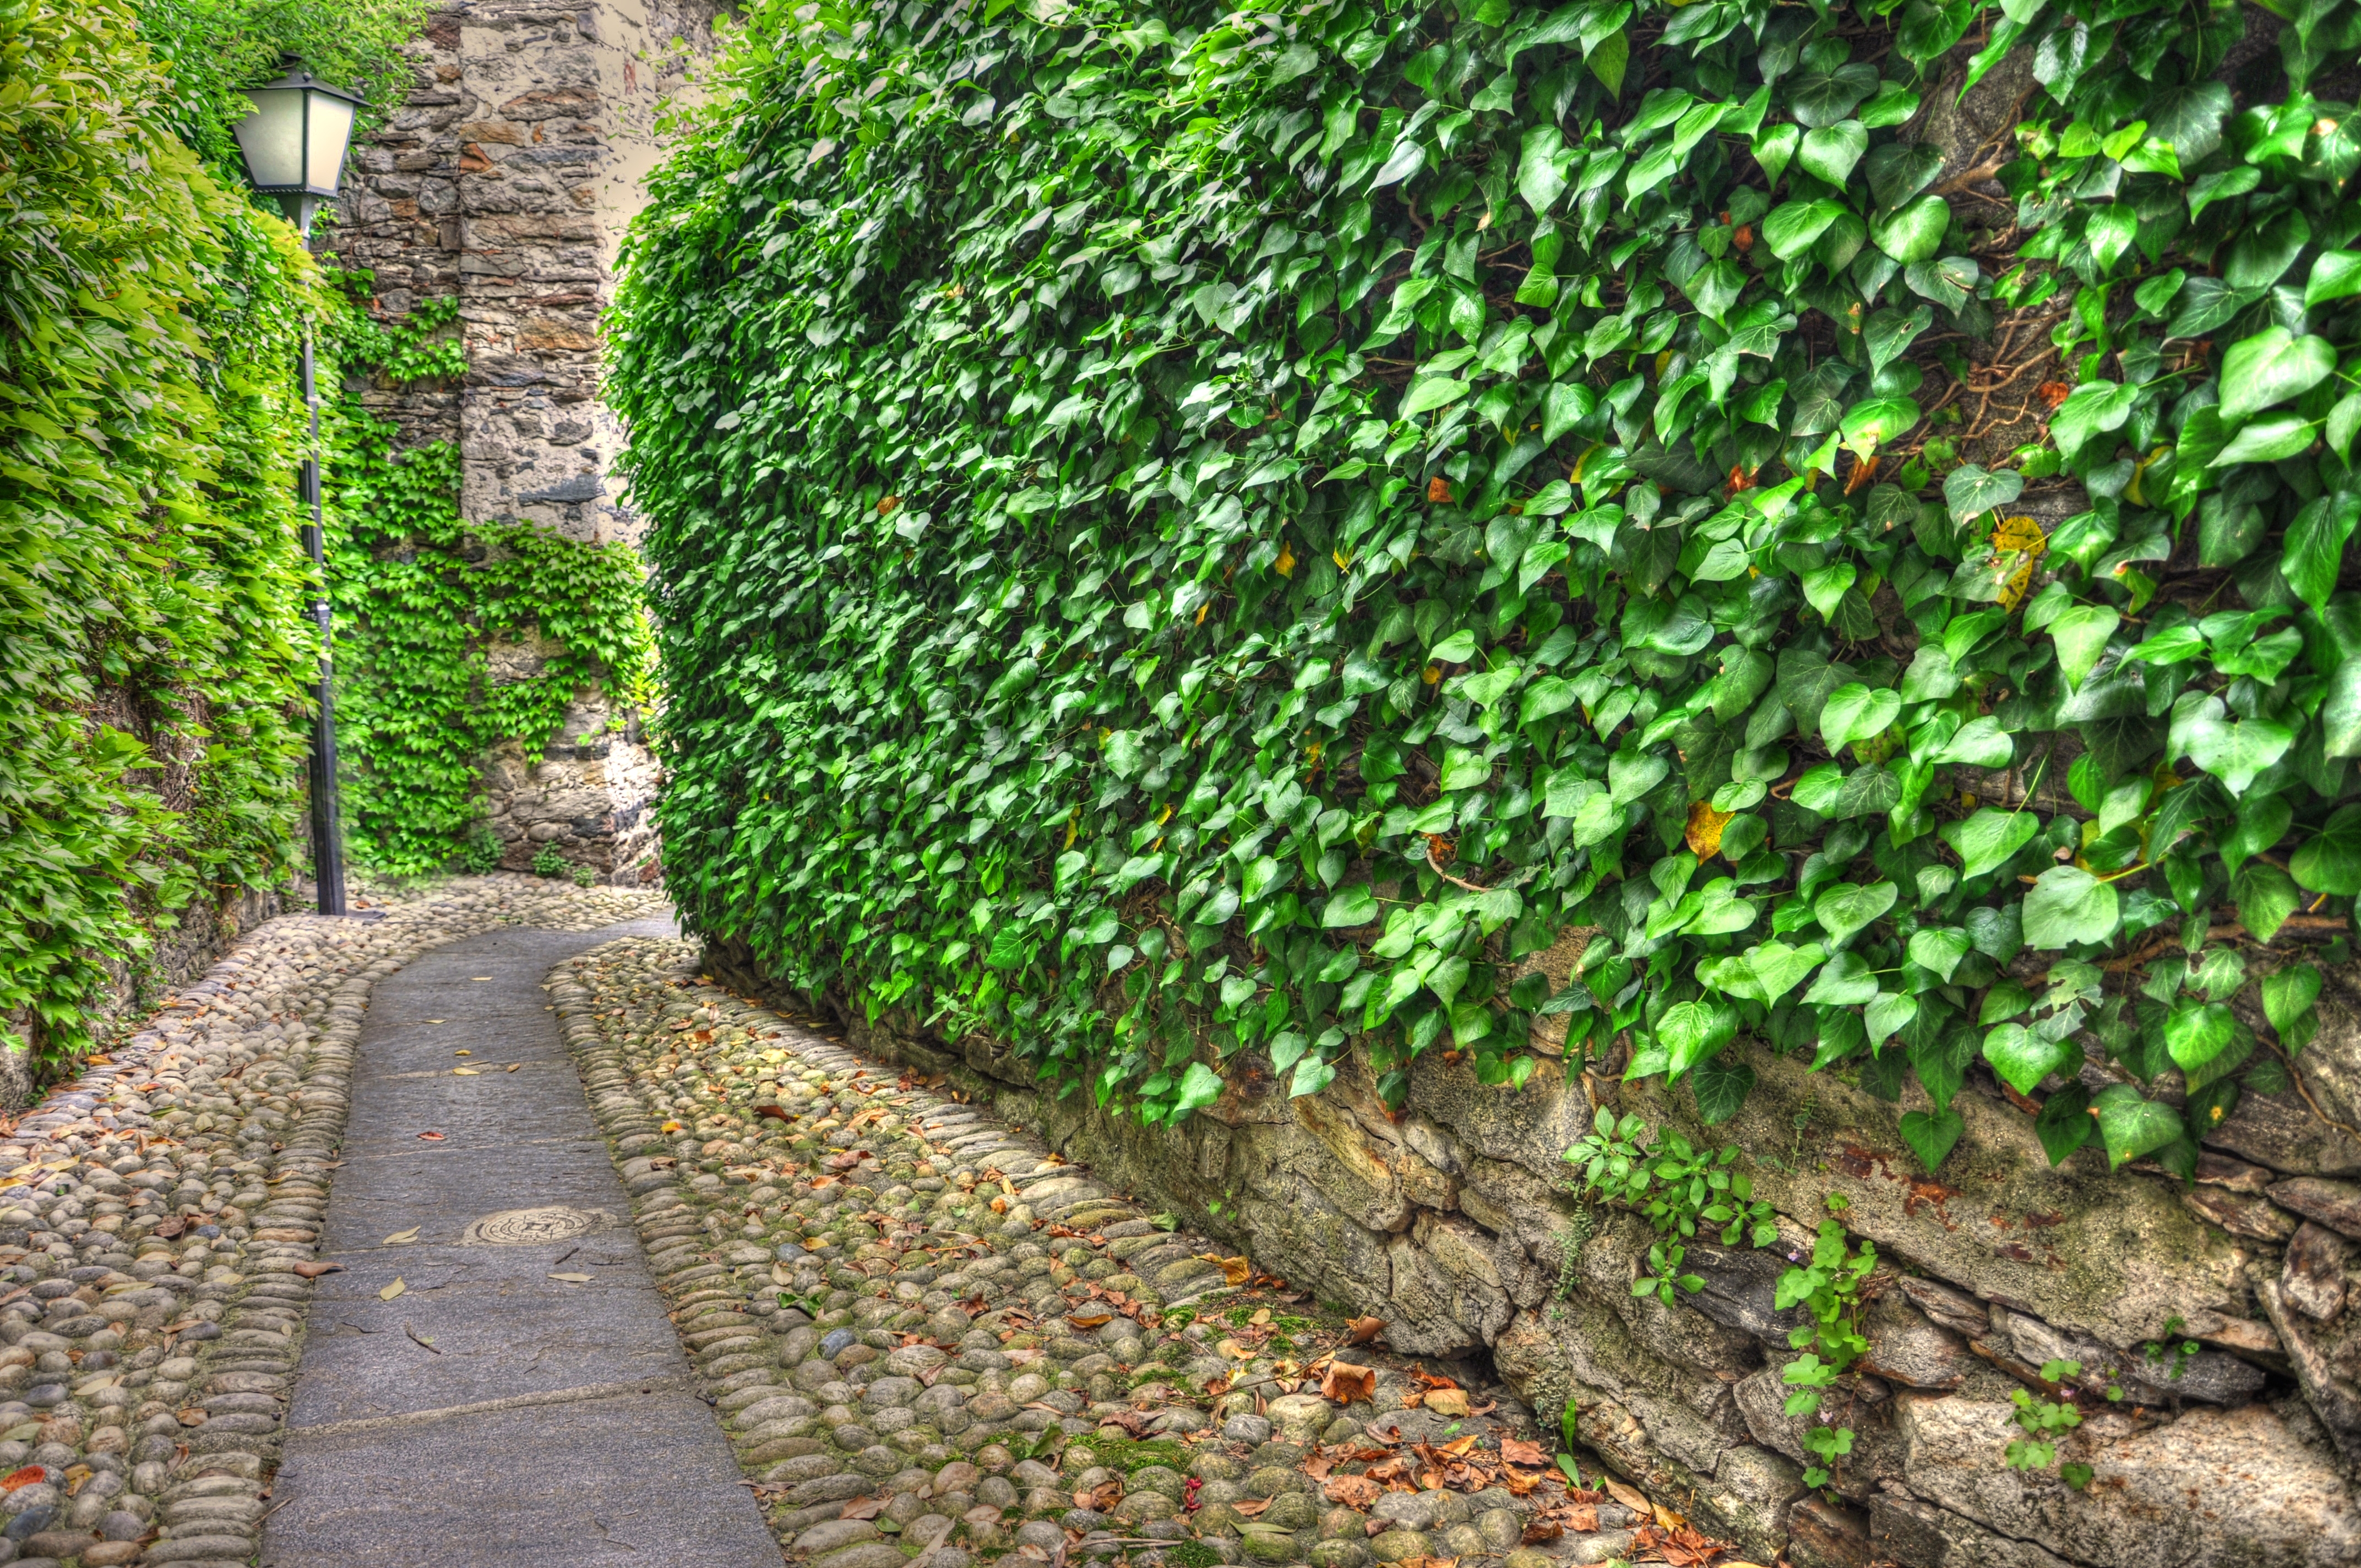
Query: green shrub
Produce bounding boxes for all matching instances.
[459,830,504,875]
[0,0,330,1070]
[611,0,2360,1167]
[532,845,569,879]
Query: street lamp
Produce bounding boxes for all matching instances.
[236,56,363,917]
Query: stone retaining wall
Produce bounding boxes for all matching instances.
[706,935,2361,1568]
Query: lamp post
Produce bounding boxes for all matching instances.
[235,56,364,916]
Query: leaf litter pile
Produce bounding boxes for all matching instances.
[555,938,1750,1568]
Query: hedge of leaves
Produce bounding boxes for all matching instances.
[0,0,325,1067]
[612,0,2361,1176]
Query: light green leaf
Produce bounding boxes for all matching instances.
[1761,198,1847,259]
[1814,880,1898,944]
[1803,950,1880,1006]
[1323,883,1379,928]
[1984,1023,2077,1096]
[2218,326,2337,422]
[1400,377,1470,418]
[1517,125,1568,213]
[2049,380,2137,458]
[2292,805,2361,896]
[2165,1001,2236,1075]
[1907,927,1972,981]
[1864,991,1918,1050]
[1800,562,1857,620]
[2021,865,2120,949]
[2049,605,2120,691]
[1656,999,1738,1081]
[2092,1085,2184,1169]
[1819,682,1900,753]
[1872,194,1950,264]
[2263,963,2323,1035]
[1941,808,2039,879]
[1171,1062,1226,1119]
[1798,119,1868,186]
[2211,414,2318,467]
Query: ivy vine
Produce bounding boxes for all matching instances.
[319,276,657,876]
[610,0,2361,1169]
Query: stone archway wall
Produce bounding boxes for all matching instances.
[328,0,719,884]
[707,935,2361,1568]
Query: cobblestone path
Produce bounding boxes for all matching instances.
[0,883,1695,1568]
[551,937,1676,1568]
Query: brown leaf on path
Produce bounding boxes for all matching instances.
[1321,1475,1380,1509]
[840,1496,889,1521]
[1520,1521,1562,1545]
[1230,1499,1271,1518]
[963,1506,1004,1526]
[1602,1478,1651,1516]
[1423,1389,1468,1418]
[1302,1453,1335,1480]
[1344,1316,1385,1346]
[1564,1507,1597,1532]
[415,1131,444,1142]
[152,1217,186,1239]
[1320,1362,1376,1404]
[1067,1312,1113,1330]
[292,1261,342,1280]
[176,1408,205,1426]
[755,1104,791,1120]
[1498,1438,1547,1467]
[0,1466,42,1492]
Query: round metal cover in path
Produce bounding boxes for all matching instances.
[460,1205,612,1245]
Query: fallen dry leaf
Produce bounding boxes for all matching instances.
[755,1105,791,1121]
[1424,1389,1469,1418]
[1067,1312,1113,1330]
[1230,1499,1271,1518]
[1602,1478,1651,1516]
[404,1323,439,1354]
[452,1067,480,1076]
[840,1496,889,1521]
[382,1227,420,1245]
[1322,1360,1379,1407]
[379,1278,406,1302]
[548,1272,591,1283]
[415,1131,445,1142]
[1322,1475,1381,1509]
[292,1261,343,1280]
[1498,1438,1547,1467]
[176,1408,205,1427]
[1565,1507,1597,1532]
[1521,1520,1562,1545]
[962,1505,1003,1526]
[1345,1316,1385,1346]
[0,1466,42,1492]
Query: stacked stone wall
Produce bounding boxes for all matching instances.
[329,0,713,884]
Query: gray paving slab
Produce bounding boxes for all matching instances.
[261,917,781,1568]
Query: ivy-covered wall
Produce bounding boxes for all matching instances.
[613,0,2361,1558]
[316,0,723,881]
[0,0,333,1098]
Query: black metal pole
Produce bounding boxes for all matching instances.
[301,325,349,916]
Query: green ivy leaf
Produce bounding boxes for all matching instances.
[1897,1107,1964,1172]
[2292,805,2361,896]
[2234,860,2303,943]
[1170,1062,1227,1120]
[2091,1084,2184,1169]
[1323,883,1379,928]
[1940,808,2039,879]
[1814,880,1898,944]
[2218,326,2337,422]
[2048,605,2121,692]
[1797,119,1868,186]
[1656,999,1739,1081]
[1820,682,1900,753]
[2262,962,2323,1037]
[2164,1001,2236,1075]
[1761,198,1847,259]
[1984,1023,2077,1096]
[2021,866,2121,950]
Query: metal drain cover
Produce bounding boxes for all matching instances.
[459,1205,613,1245]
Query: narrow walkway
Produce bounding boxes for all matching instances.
[259,920,781,1568]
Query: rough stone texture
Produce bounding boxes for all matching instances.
[329,0,717,885]
[706,929,2361,1568]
